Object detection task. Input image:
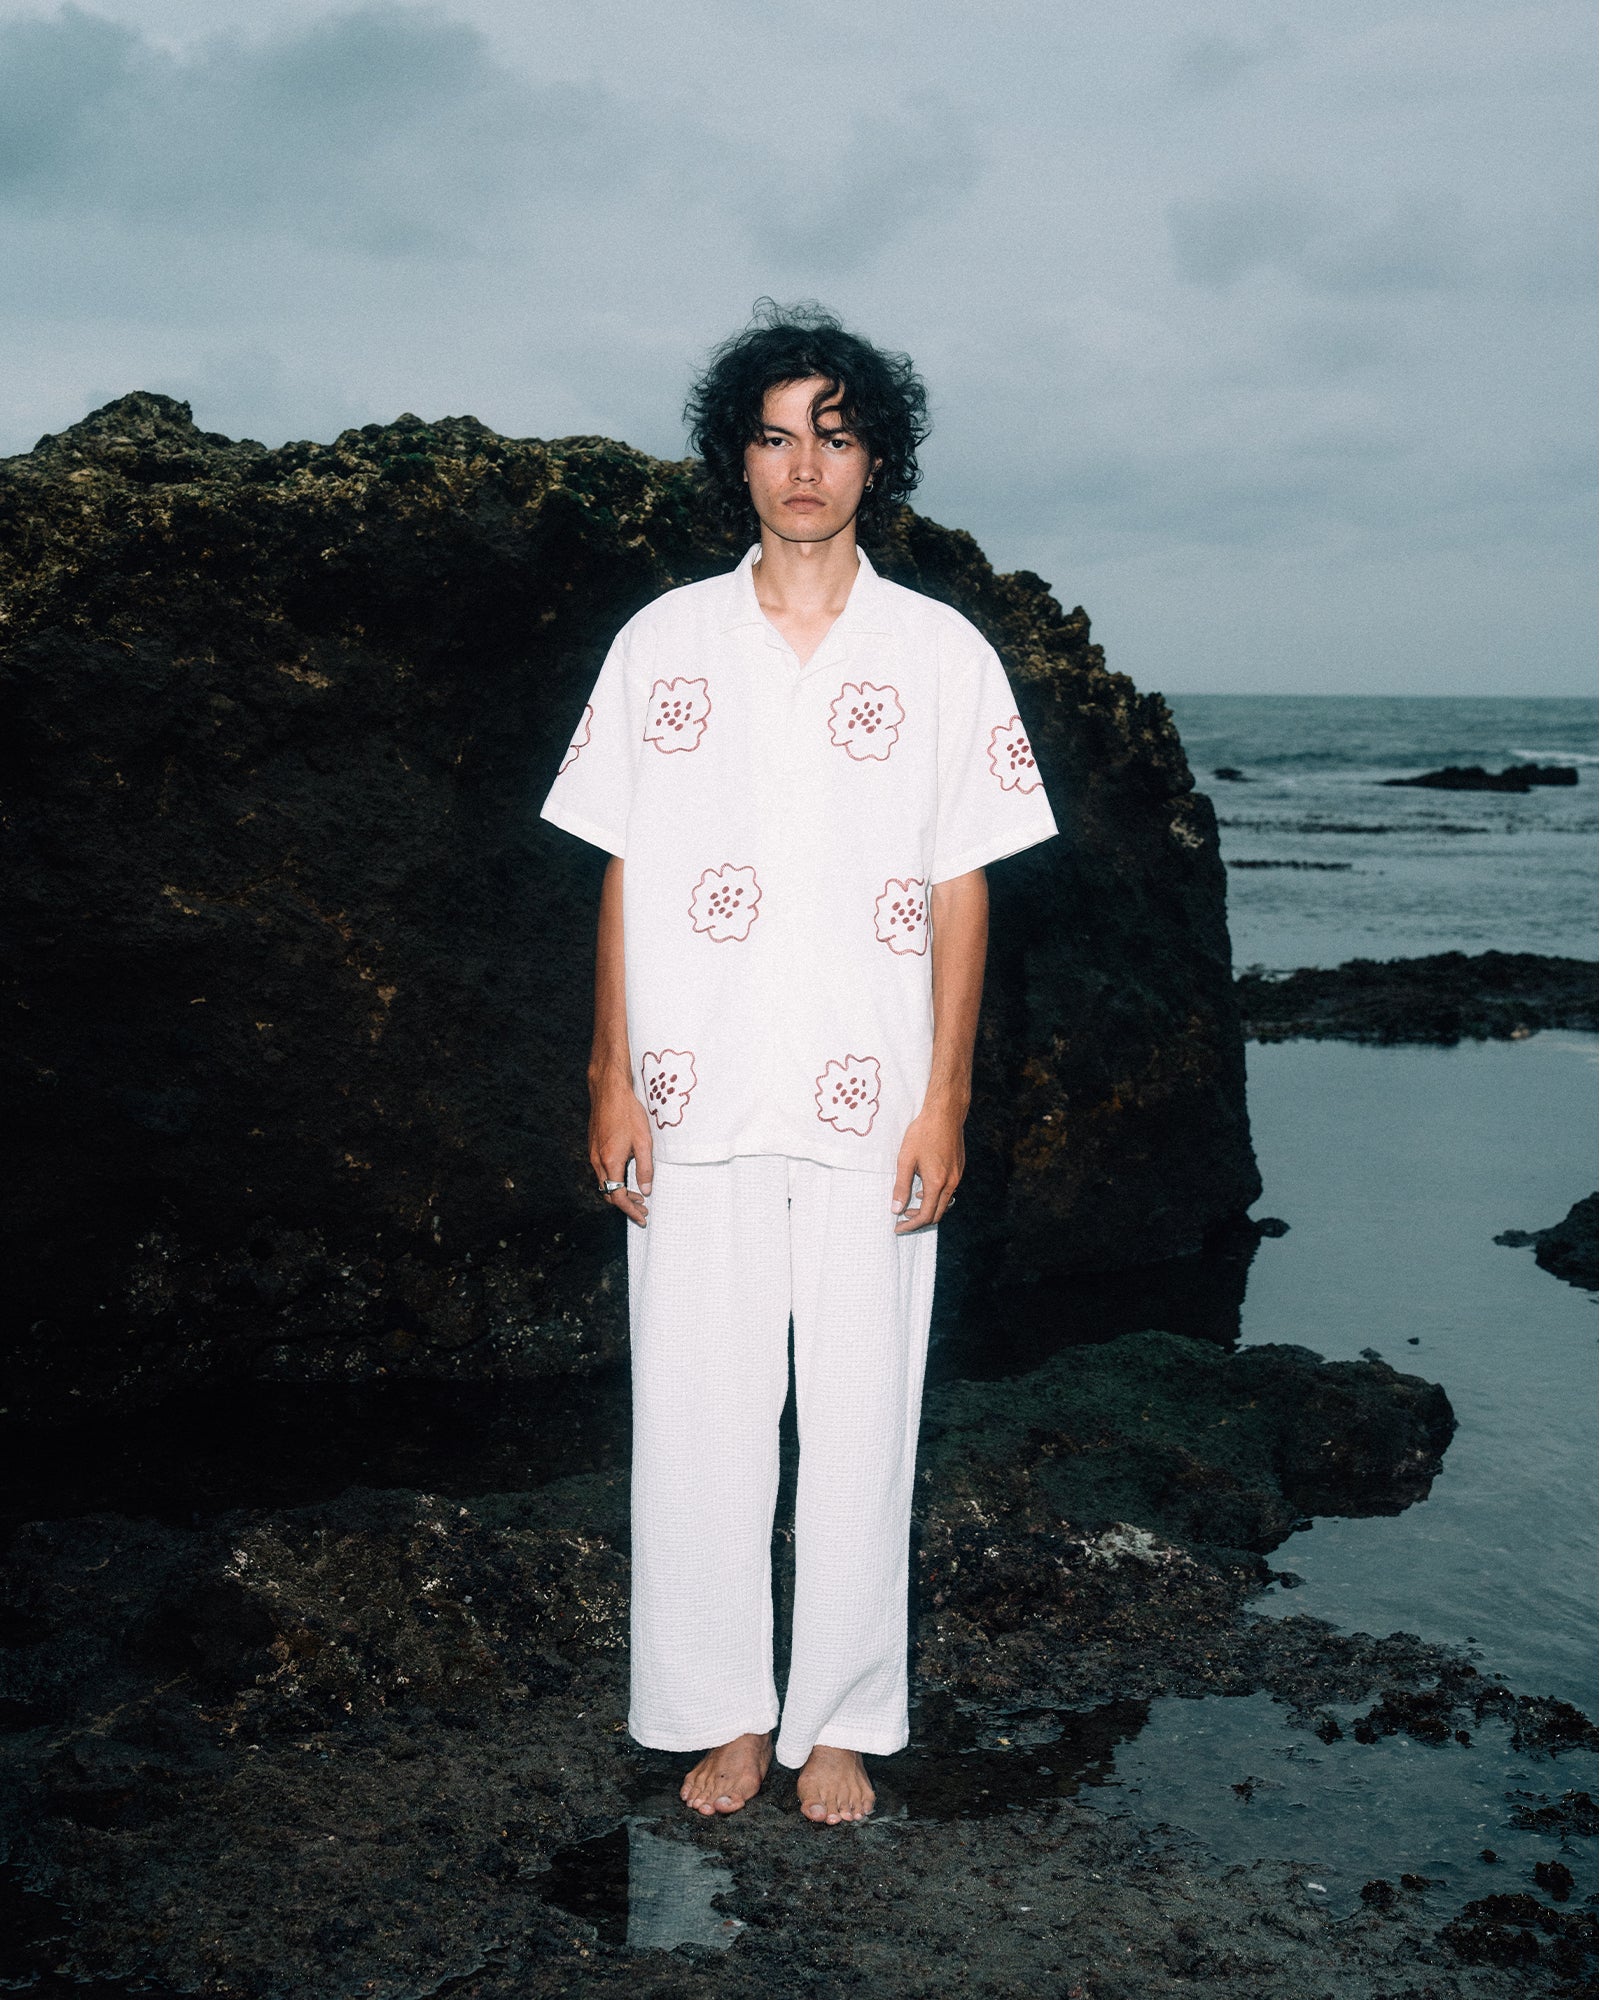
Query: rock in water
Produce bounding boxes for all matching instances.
[1237,950,1598,1045]
[0,393,1257,1412]
[1495,1192,1599,1291]
[1382,762,1579,791]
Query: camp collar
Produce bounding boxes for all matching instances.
[718,540,893,645]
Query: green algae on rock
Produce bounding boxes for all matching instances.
[1,392,1257,1412]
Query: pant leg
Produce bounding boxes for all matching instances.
[626,1154,792,1750]
[774,1156,938,1769]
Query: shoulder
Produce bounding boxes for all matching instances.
[876,578,999,690]
[622,565,742,638]
[877,576,992,654]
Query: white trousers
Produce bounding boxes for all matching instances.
[624,1153,938,1769]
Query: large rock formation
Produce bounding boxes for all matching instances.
[0,393,1257,1412]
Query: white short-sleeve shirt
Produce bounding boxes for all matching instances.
[539,544,1059,1173]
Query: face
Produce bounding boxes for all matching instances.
[742,375,880,545]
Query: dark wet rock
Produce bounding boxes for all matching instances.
[1382,762,1580,790]
[0,391,1256,1420]
[1228,857,1355,869]
[1440,1892,1597,1979]
[1361,1877,1397,1907]
[1,1330,1590,1998]
[1534,1860,1576,1900]
[1508,1789,1599,1839]
[0,1370,633,1535]
[912,1330,1455,1706]
[1352,1682,1597,1759]
[1213,765,1248,780]
[1495,1193,1599,1292]
[1237,949,1598,1044]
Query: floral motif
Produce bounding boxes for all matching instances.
[987,715,1041,792]
[641,1049,697,1128]
[827,681,904,762]
[558,703,592,774]
[874,877,928,956]
[644,678,712,753]
[689,863,762,942]
[814,1054,882,1136]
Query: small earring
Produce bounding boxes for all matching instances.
[865,478,874,491]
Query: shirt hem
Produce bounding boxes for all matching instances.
[651,1137,903,1176]
[539,800,626,859]
[930,819,1058,884]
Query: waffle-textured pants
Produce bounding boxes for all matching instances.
[624,1153,938,1769]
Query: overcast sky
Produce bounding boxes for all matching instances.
[0,0,1593,693]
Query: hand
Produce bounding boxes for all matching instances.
[588,1068,653,1227]
[891,1102,965,1233]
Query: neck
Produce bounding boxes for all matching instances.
[752,521,861,611]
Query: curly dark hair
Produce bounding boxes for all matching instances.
[685,299,930,539]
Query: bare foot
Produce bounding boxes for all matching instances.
[680,1731,772,1816]
[796,1744,874,1825]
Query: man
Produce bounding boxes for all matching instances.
[539,304,1057,1826]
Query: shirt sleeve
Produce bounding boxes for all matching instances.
[930,617,1060,883]
[537,617,647,859]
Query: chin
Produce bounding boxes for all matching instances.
[772,513,848,542]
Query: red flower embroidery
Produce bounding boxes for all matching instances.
[874,877,928,956]
[988,716,1041,792]
[558,703,592,775]
[689,863,761,942]
[827,681,904,762]
[644,678,711,753]
[815,1054,882,1136]
[641,1049,697,1129]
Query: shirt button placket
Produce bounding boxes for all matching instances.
[753,634,795,1132]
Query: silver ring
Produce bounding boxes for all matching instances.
[601,1179,626,1193]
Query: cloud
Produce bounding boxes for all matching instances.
[0,4,979,273]
[1172,27,1293,95]
[0,0,1589,692]
[1170,185,1475,294]
[1168,186,1328,288]
[0,4,625,254]
[735,95,984,270]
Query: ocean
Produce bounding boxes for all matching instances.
[1084,692,1600,1910]
[1164,694,1598,969]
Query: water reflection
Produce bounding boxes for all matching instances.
[880,1697,1149,1819]
[539,1820,743,1952]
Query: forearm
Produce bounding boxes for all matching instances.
[587,857,651,1222]
[588,855,632,1090]
[924,868,988,1115]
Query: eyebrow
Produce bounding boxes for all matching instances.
[758,418,858,437]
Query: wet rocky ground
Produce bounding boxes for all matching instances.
[1235,950,1597,1046]
[2,1323,1593,1998]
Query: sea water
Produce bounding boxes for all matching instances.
[1089,694,1598,1907]
[1165,694,1597,968]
